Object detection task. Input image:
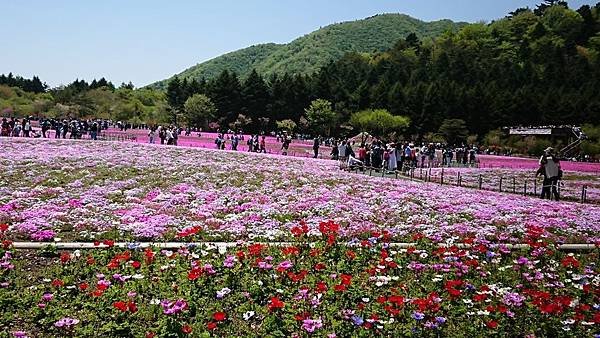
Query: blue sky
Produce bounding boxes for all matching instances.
[0,0,593,87]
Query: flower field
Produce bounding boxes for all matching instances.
[1,138,599,337]
[424,167,600,204]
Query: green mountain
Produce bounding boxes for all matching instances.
[150,14,466,88]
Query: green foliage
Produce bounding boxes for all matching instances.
[304,99,336,136]
[438,119,469,145]
[151,14,466,87]
[183,94,217,129]
[349,109,410,137]
[275,119,296,132]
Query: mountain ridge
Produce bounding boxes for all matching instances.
[150,13,467,88]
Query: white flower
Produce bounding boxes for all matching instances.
[150,299,160,305]
[477,310,490,316]
[243,311,255,320]
[362,297,370,303]
[562,319,575,325]
[420,253,428,259]
[132,274,144,279]
[276,289,284,293]
[257,281,263,286]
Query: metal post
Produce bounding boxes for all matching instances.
[499,177,503,192]
[478,175,482,190]
[534,179,537,196]
[524,181,528,196]
[441,168,444,185]
[513,177,516,193]
[419,169,423,180]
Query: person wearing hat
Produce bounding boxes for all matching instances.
[536,147,561,201]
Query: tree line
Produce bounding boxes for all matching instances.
[165,2,600,141]
[2,2,600,154]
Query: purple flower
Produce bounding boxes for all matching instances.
[435,316,446,324]
[161,299,188,315]
[223,255,236,268]
[12,331,28,338]
[54,317,79,328]
[351,315,364,326]
[302,318,323,333]
[502,292,525,307]
[277,260,293,270]
[412,312,425,320]
[42,293,53,302]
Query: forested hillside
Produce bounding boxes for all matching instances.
[151,14,465,88]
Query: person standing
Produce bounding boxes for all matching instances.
[537,147,561,201]
[313,136,320,158]
[148,128,156,144]
[23,119,31,137]
[90,122,98,140]
[388,143,397,172]
[260,136,266,153]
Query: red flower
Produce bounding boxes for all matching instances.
[486,321,498,329]
[314,263,326,271]
[340,274,352,286]
[1,240,12,249]
[103,239,115,247]
[51,279,64,288]
[206,322,217,330]
[145,332,156,338]
[213,312,226,321]
[268,297,285,311]
[473,294,487,302]
[345,250,356,260]
[144,248,155,264]
[182,324,193,334]
[281,246,300,256]
[86,256,96,265]
[188,268,202,281]
[60,251,71,263]
[113,301,128,312]
[315,281,327,292]
[176,226,202,238]
[131,261,141,269]
[0,223,8,231]
[248,243,265,256]
[79,282,89,291]
[128,301,138,313]
[561,256,580,268]
[334,284,346,292]
[291,224,308,237]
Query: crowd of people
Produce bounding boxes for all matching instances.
[319,137,478,172]
[1,117,109,140]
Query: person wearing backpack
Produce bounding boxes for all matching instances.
[536,147,561,201]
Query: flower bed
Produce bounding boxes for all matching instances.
[478,155,600,174]
[1,224,599,337]
[1,139,599,244]
[1,139,599,337]
[424,167,600,203]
